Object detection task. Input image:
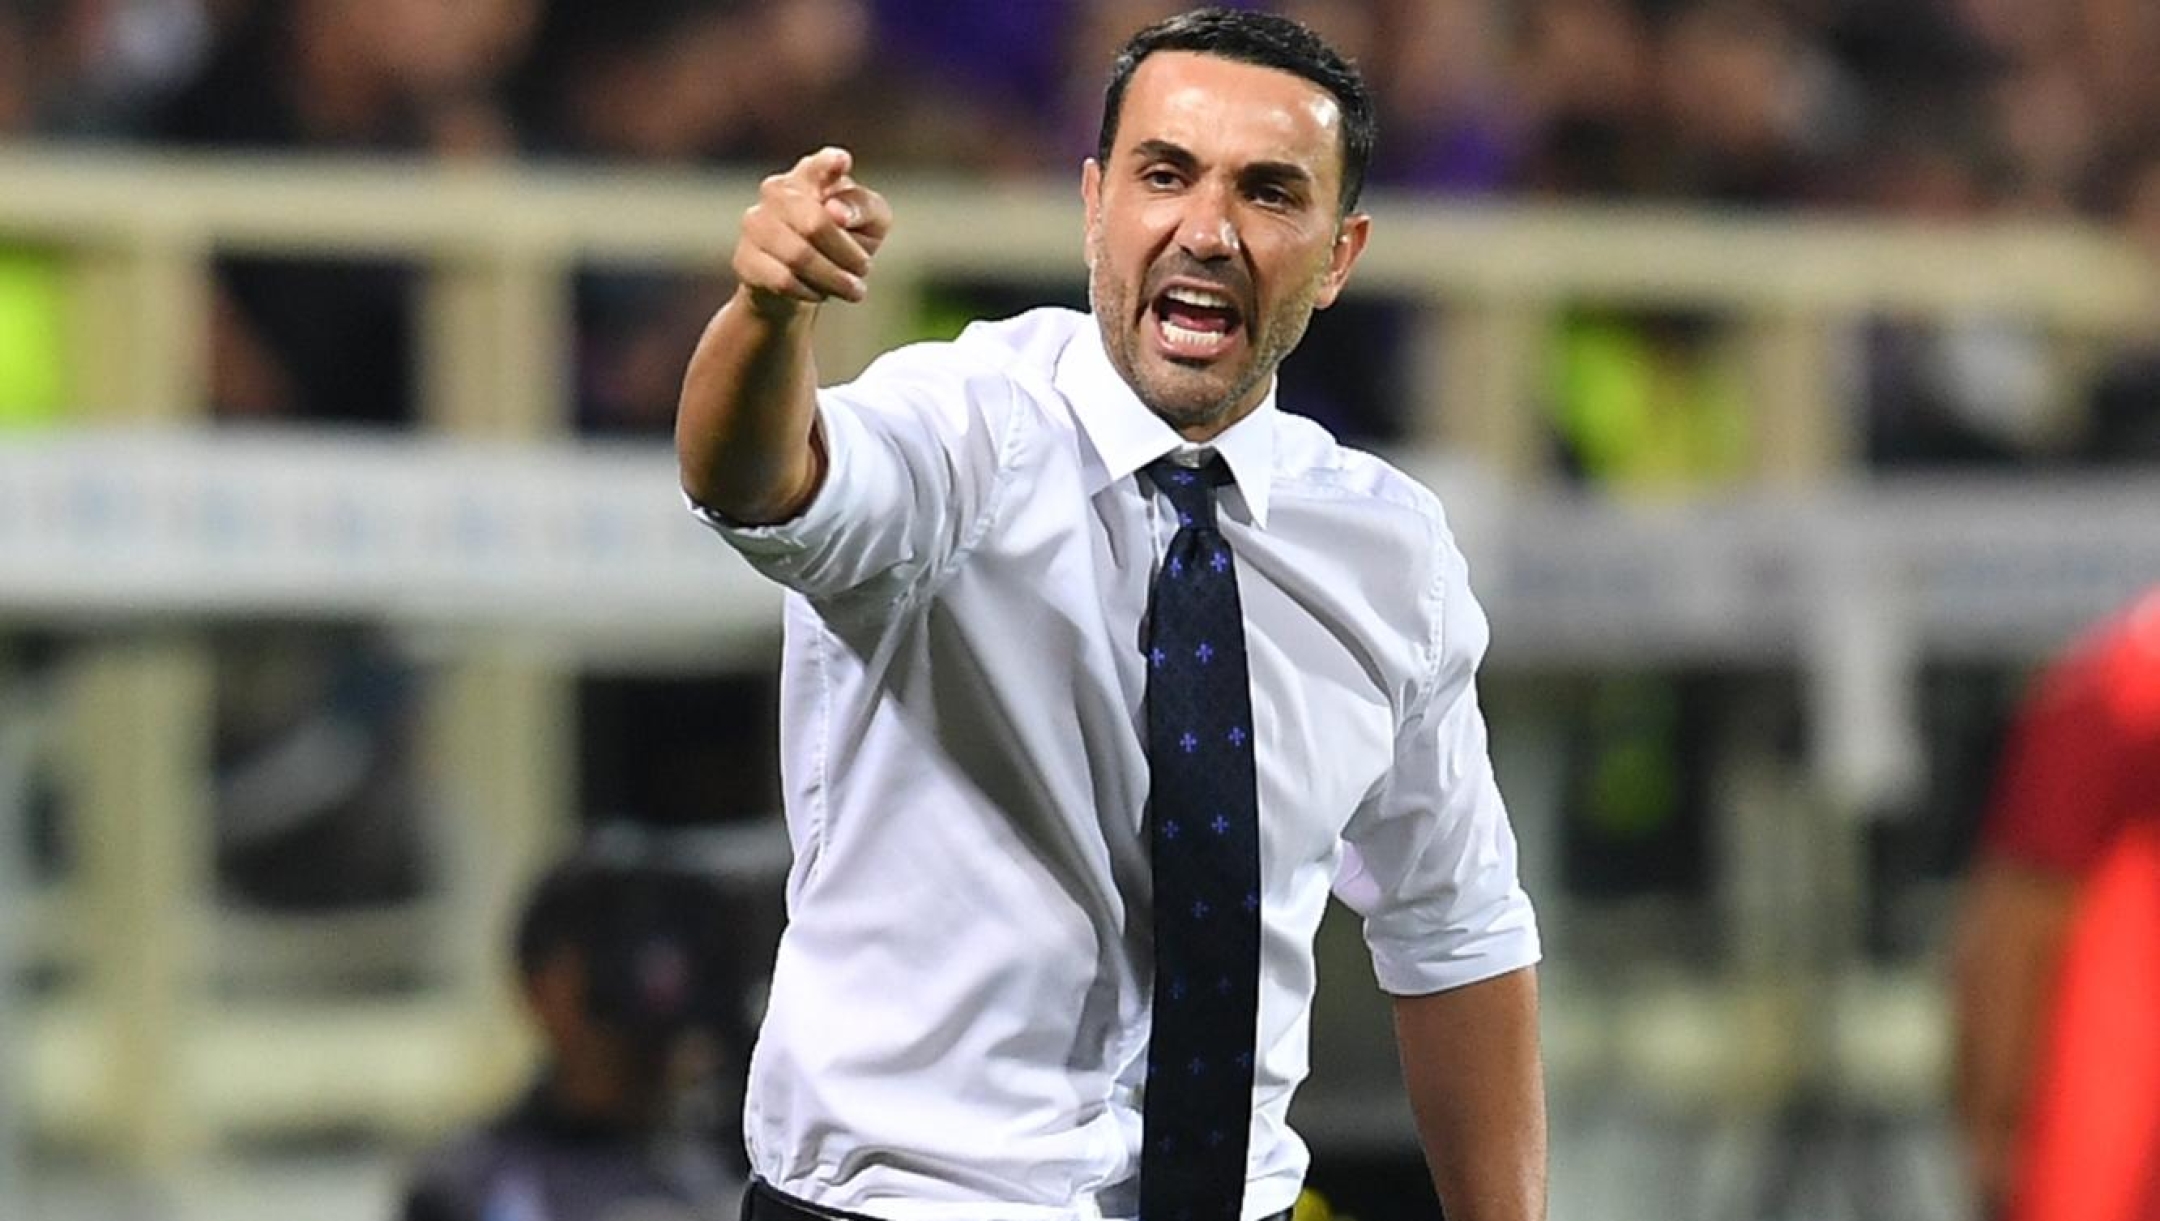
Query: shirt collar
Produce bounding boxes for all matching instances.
[1054,316,1277,528]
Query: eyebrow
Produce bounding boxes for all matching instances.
[1128,139,1319,194]
[1129,139,1201,173]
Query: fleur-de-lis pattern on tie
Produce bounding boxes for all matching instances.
[1139,456,1260,1221]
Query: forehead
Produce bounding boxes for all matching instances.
[1115,51,1345,180]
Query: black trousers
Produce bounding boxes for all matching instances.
[742,1177,1294,1221]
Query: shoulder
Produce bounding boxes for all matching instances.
[1271,411,1461,555]
[818,312,1082,468]
[1269,412,1489,683]
[835,306,1082,412]
[952,306,1090,377]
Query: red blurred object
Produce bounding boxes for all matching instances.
[2006,817,2160,1221]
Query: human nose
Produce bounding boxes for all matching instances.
[1175,182,1240,260]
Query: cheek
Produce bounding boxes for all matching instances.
[1099,224,1156,283]
[1103,215,1146,262]
[1257,240,1333,306]
[1112,200,1184,253]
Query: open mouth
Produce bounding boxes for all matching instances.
[1151,284,1245,360]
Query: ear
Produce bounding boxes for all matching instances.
[1081,158,1103,269]
[1313,211,1372,310]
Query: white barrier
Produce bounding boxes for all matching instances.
[3,432,2151,663]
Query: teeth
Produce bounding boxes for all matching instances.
[1164,287,1234,310]
[1161,318,1226,350]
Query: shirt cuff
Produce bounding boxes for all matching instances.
[684,400,845,557]
[1366,889,1543,996]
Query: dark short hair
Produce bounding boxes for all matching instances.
[513,843,747,1039]
[1096,6,1377,213]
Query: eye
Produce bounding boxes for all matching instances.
[1251,183,1299,209]
[1142,166,1185,190]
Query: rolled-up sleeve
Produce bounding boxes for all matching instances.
[688,339,1021,604]
[1333,544,1540,995]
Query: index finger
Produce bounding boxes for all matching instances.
[795,146,853,190]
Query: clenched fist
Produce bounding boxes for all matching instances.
[733,146,894,314]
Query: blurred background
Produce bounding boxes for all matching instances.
[2,0,2158,1218]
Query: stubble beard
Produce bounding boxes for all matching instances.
[1089,260,1320,439]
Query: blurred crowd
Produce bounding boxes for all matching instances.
[1,0,2157,213]
[4,0,2159,463]
[3,0,2159,213]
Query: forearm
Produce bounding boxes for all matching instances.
[676,146,887,522]
[1949,861,2077,1208]
[675,287,825,525]
[1392,967,1547,1221]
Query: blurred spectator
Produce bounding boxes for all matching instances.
[521,0,1021,434]
[513,0,755,163]
[158,0,527,155]
[154,0,535,425]
[2078,0,2160,149]
[1949,587,2160,1220]
[568,269,731,435]
[211,625,429,911]
[1050,0,1188,167]
[0,3,87,428]
[1864,316,2061,468]
[521,0,1028,173]
[1809,0,1996,160]
[1513,0,1660,199]
[1857,137,2064,468]
[401,830,775,1221]
[0,0,211,140]
[577,674,780,831]
[868,0,1146,176]
[1364,0,1517,195]
[1987,46,2103,216]
[740,0,884,164]
[0,9,69,426]
[1557,671,1716,902]
[510,0,750,434]
[0,3,25,135]
[0,0,2152,231]
[1647,2,1841,206]
[9,0,2160,455]
[869,0,1071,150]
[0,245,69,427]
[1543,308,1753,491]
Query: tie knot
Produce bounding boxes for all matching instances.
[1144,456,1231,531]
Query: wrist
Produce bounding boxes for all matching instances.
[740,284,820,325]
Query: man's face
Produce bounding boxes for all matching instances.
[1084,52,1370,440]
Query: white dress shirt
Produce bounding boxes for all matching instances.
[697,307,1538,1221]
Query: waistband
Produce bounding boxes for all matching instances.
[741,1178,1295,1221]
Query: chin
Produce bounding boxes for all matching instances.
[1145,359,1241,404]
[1146,395,1241,437]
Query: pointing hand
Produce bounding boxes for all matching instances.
[733,146,894,314]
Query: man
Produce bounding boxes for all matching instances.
[1951,587,2160,1221]
[676,9,1544,1220]
[402,838,760,1221]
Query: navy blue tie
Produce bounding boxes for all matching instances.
[1139,456,1261,1221]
